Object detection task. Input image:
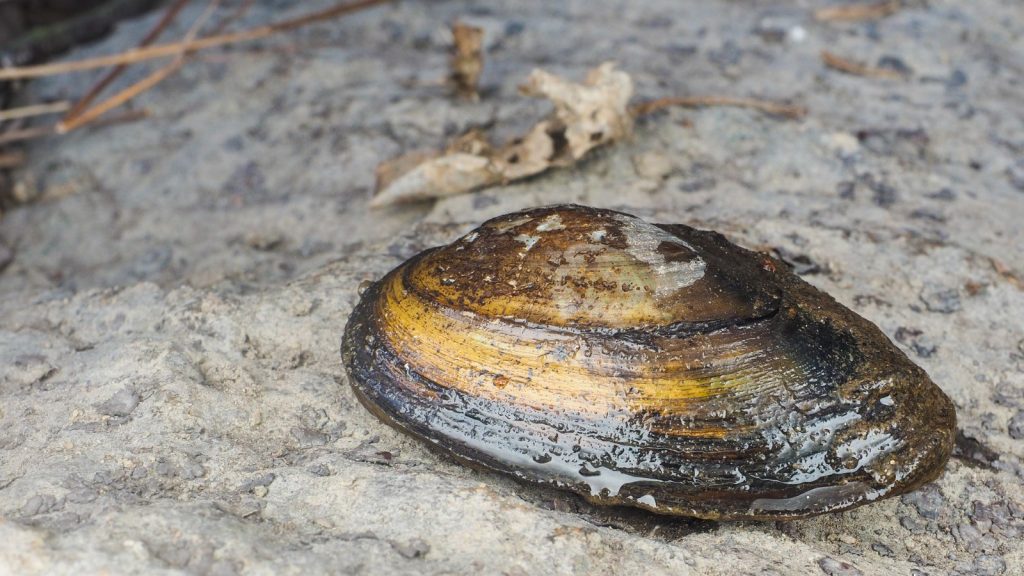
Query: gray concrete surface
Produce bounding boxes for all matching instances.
[1,1,1023,574]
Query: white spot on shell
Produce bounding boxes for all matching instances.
[514,234,540,252]
[535,214,566,232]
[493,216,533,233]
[456,231,478,251]
[613,214,706,295]
[637,494,657,508]
[589,229,607,242]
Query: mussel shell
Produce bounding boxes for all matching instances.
[342,205,955,520]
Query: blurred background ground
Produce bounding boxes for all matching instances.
[1,1,1023,575]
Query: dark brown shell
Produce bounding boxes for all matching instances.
[342,204,955,520]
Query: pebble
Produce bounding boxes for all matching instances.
[96,388,141,417]
[632,151,674,181]
[902,485,945,519]
[1008,411,1024,440]
[245,232,285,252]
[954,523,984,549]
[919,285,962,314]
[894,327,938,358]
[878,56,912,76]
[392,538,431,559]
[870,543,894,558]
[240,473,276,493]
[973,554,1007,576]
[308,463,331,477]
[753,11,803,43]
[901,514,927,534]
[21,494,60,516]
[826,132,860,156]
[290,426,330,447]
[818,557,863,576]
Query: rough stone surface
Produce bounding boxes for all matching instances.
[2,1,1023,575]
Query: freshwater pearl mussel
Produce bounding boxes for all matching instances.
[342,204,955,520]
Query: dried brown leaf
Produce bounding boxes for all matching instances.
[519,62,634,161]
[371,62,634,207]
[450,22,484,101]
[370,153,500,207]
[374,149,440,194]
[492,121,559,181]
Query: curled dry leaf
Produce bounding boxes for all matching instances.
[519,62,634,162]
[372,132,498,207]
[371,62,633,207]
[449,21,484,100]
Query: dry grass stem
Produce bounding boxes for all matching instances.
[0,109,147,145]
[631,96,807,120]
[0,125,54,146]
[0,101,71,122]
[821,50,904,79]
[58,65,176,133]
[0,0,393,80]
[0,151,26,168]
[59,0,221,133]
[814,1,901,22]
[63,0,190,124]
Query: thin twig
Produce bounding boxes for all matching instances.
[89,108,151,127]
[821,50,903,79]
[0,151,26,169]
[59,0,221,133]
[0,0,393,80]
[0,125,54,145]
[991,258,1024,290]
[0,109,147,145]
[0,101,70,122]
[57,66,174,133]
[631,96,807,120]
[62,0,190,123]
[814,0,901,22]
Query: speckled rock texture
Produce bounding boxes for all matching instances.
[1,1,1023,575]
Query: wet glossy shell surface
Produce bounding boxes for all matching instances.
[342,205,956,520]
